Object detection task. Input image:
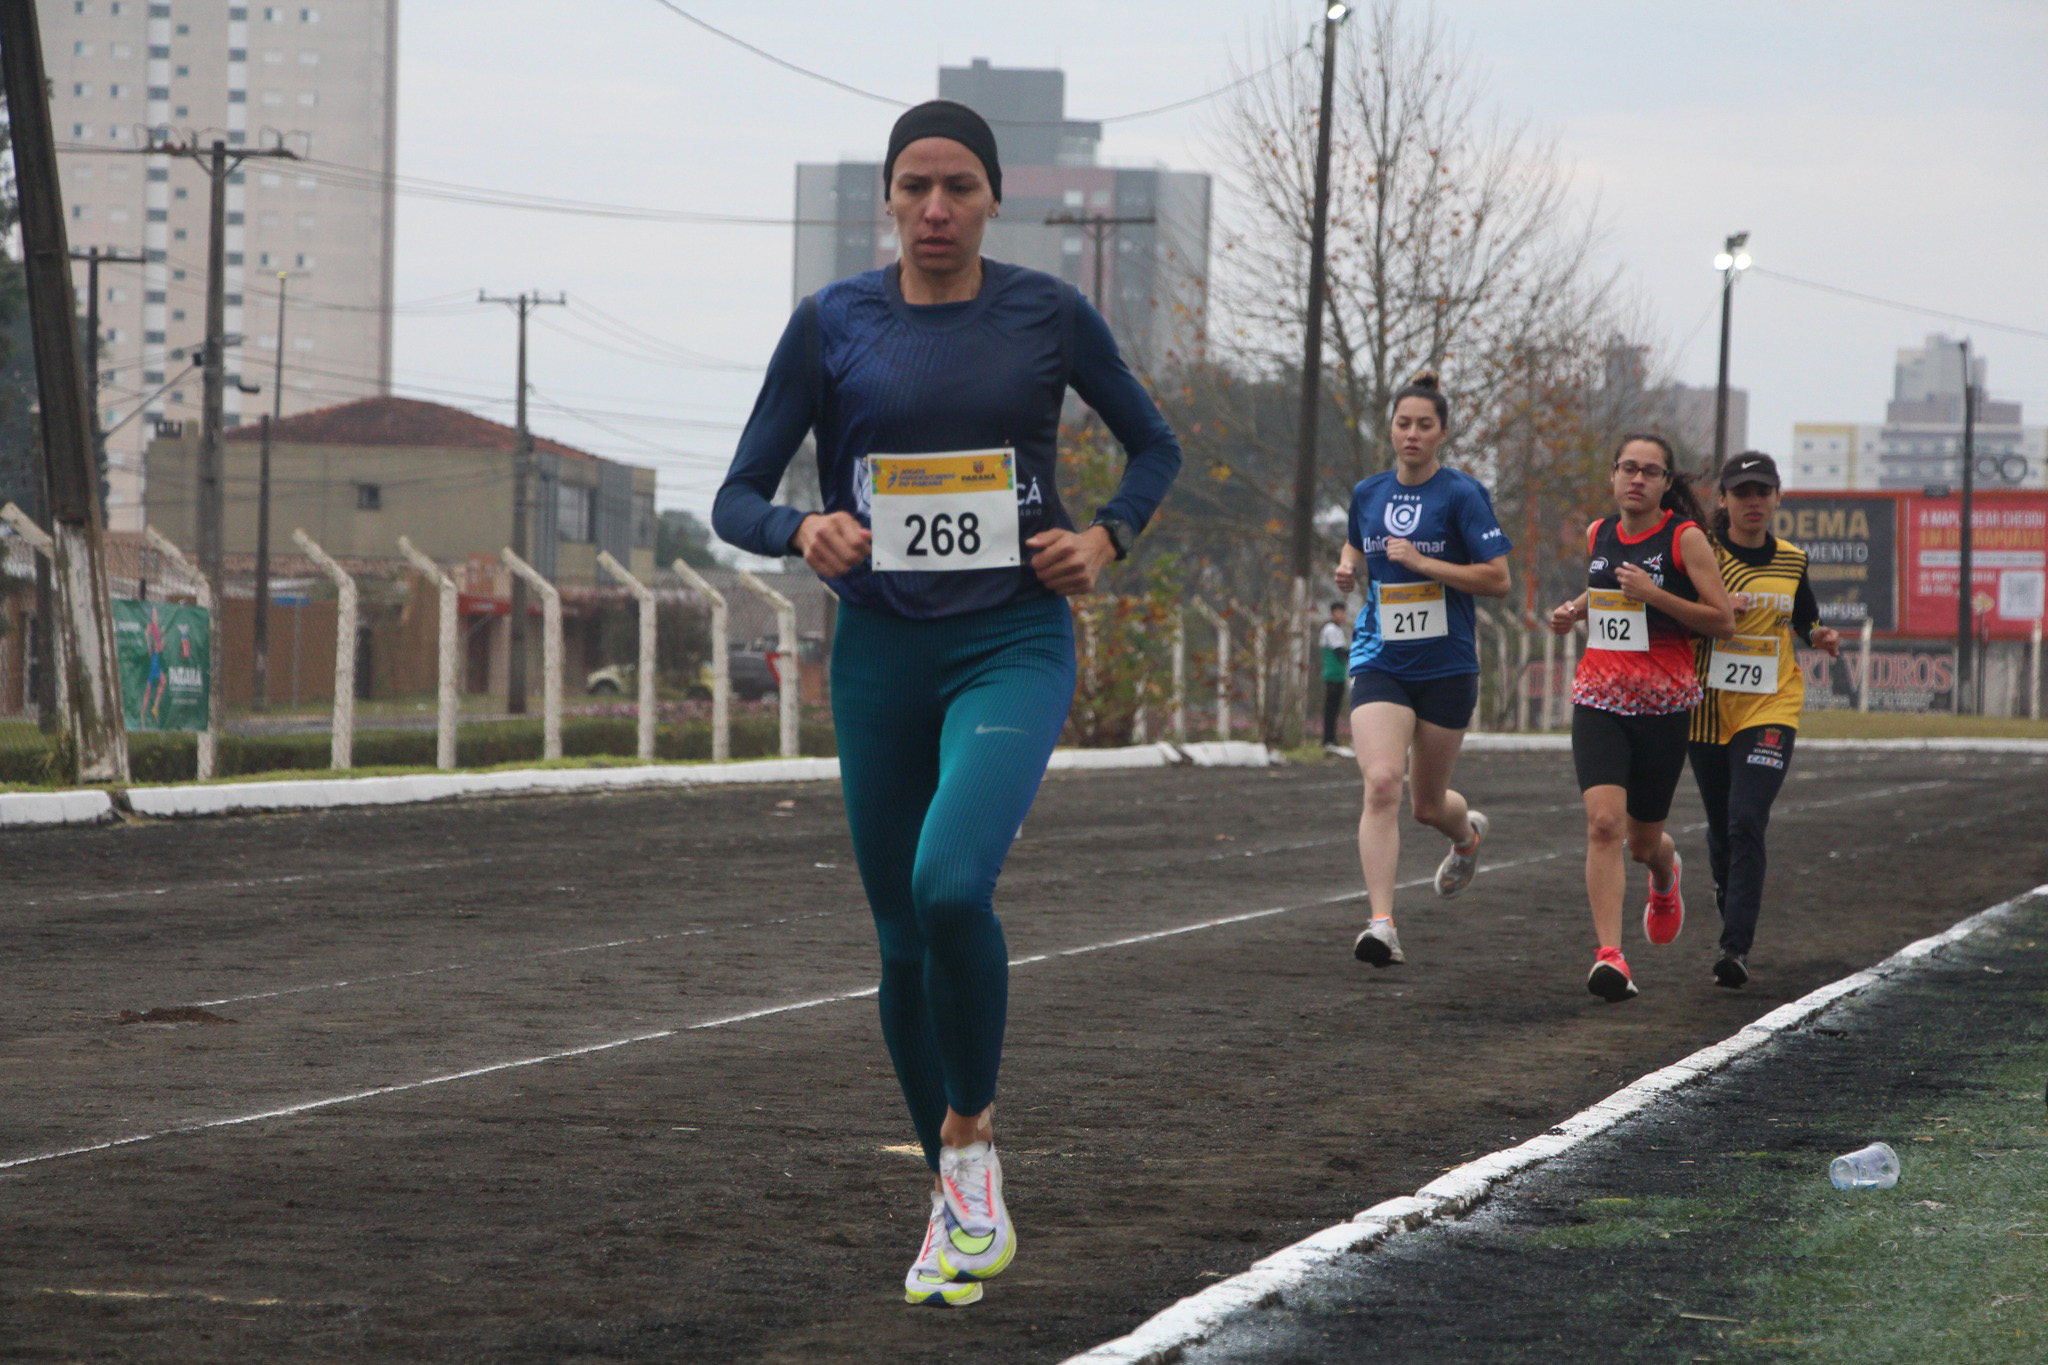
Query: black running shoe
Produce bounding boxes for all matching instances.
[1713,953,1749,989]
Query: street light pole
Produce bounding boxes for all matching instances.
[1287,1,1350,745]
[1711,231,1751,471]
[1956,336,1976,715]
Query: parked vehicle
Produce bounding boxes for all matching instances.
[584,651,780,702]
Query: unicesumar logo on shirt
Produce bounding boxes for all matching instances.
[1383,500,1423,537]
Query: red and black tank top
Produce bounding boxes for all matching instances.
[1571,509,1705,716]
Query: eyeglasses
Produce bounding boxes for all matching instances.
[1614,460,1670,481]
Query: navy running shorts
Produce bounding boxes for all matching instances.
[1348,669,1479,730]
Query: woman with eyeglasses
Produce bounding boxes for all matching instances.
[1686,452,1841,988]
[1548,434,1734,1001]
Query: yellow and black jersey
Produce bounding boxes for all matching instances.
[1690,532,1821,744]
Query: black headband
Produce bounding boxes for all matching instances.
[883,100,1002,203]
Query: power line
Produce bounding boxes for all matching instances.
[641,0,905,106]
[1751,267,2048,344]
[639,0,1306,124]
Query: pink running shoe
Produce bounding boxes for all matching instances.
[1644,851,1684,946]
[1587,946,1638,1002]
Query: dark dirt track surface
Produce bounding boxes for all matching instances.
[3,749,2047,1363]
[1180,895,2048,1364]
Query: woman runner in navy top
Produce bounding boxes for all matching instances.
[1333,371,1513,969]
[713,100,1181,1307]
[1549,434,1734,1002]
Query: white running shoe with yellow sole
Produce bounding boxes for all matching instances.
[904,1192,983,1306]
[936,1141,1016,1282]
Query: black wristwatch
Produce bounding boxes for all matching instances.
[1090,514,1135,561]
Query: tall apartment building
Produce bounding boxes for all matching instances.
[1595,343,1747,467]
[793,59,1211,378]
[1790,334,2042,490]
[42,0,400,530]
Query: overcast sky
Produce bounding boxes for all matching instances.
[387,1,2047,518]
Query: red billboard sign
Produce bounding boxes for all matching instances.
[1899,492,2048,639]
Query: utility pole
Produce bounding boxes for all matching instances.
[480,290,566,713]
[70,245,147,522]
[1956,337,1977,716]
[1043,210,1156,323]
[0,2,129,780]
[147,138,298,605]
[253,271,293,710]
[1288,4,1350,746]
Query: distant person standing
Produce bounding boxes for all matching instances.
[1321,600,1351,750]
[713,100,1181,1307]
[1687,452,1841,987]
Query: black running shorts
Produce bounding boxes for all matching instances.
[1571,703,1691,823]
[1348,669,1479,730]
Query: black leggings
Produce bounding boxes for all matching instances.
[1687,727,1796,957]
[1322,680,1346,744]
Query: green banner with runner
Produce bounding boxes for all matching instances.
[114,598,211,732]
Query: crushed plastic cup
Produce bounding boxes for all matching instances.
[1829,1141,1900,1190]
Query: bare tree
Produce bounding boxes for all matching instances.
[1212,1,1631,500]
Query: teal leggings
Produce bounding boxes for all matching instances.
[831,594,1076,1170]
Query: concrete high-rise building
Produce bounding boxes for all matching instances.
[793,59,1210,378]
[1595,342,1746,468]
[42,0,400,530]
[1790,334,2041,490]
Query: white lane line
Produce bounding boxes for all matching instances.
[17,858,475,908]
[0,984,886,1174]
[175,802,1580,1011]
[0,776,1959,1175]
[1064,880,2048,1365]
[190,907,848,1009]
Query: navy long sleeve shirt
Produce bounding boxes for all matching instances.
[711,259,1182,620]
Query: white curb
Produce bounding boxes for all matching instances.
[1461,734,2048,756]
[0,789,116,828]
[1065,882,2046,1365]
[97,744,1273,823]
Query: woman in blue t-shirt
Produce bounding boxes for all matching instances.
[1333,371,1513,968]
[713,101,1181,1308]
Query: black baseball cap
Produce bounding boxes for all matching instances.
[1719,451,1781,489]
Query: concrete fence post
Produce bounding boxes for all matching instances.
[142,527,217,779]
[2031,619,2042,722]
[500,548,562,761]
[1858,619,1874,714]
[1192,597,1229,740]
[737,569,798,758]
[292,528,356,771]
[1,503,67,735]
[398,536,460,771]
[1238,601,1269,742]
[1171,606,1186,742]
[598,552,658,763]
[1541,624,1559,732]
[669,560,730,762]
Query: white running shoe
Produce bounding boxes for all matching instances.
[904,1192,983,1306]
[1433,810,1489,898]
[936,1141,1015,1281]
[1353,917,1405,967]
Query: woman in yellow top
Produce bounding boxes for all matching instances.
[1687,453,1840,988]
